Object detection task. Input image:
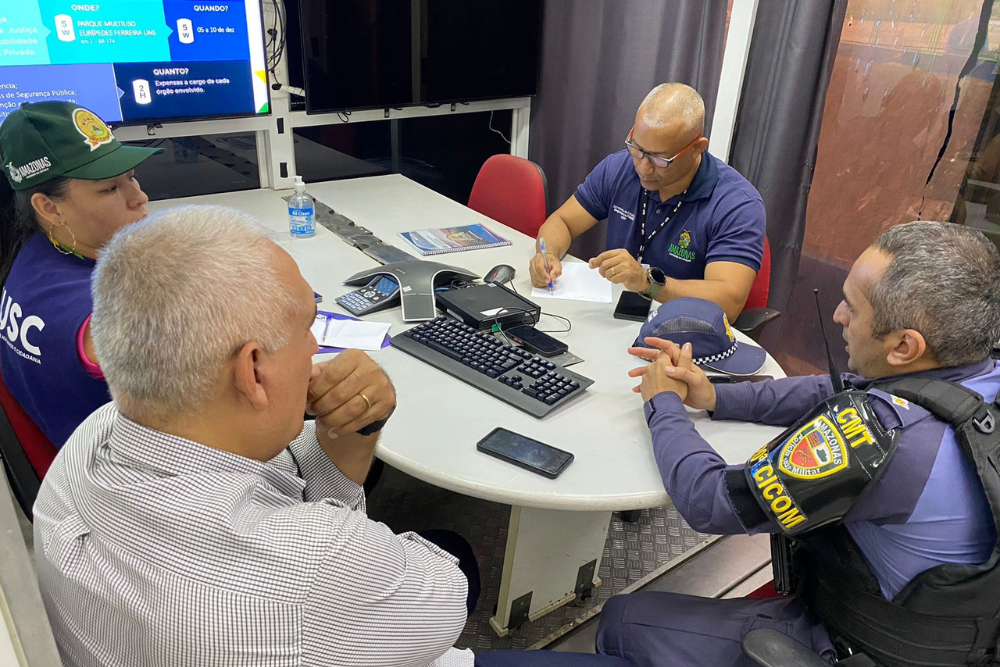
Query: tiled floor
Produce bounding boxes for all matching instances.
[366,464,720,652]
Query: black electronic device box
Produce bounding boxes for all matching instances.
[477,427,574,479]
[436,283,540,331]
[505,325,568,358]
[336,275,400,316]
[613,291,652,322]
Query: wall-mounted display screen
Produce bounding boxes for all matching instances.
[0,1,271,125]
[297,0,542,114]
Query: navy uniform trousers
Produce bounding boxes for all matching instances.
[475,651,635,666]
[595,591,837,667]
[473,592,835,666]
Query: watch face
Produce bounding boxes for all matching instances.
[650,268,666,284]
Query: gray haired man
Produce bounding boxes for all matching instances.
[32,205,476,666]
[602,221,1000,666]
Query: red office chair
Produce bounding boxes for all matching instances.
[733,237,782,341]
[468,154,549,238]
[0,368,57,520]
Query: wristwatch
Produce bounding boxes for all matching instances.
[638,267,666,301]
[357,404,396,436]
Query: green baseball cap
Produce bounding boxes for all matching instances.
[0,102,163,191]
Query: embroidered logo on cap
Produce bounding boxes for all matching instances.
[73,108,114,151]
[6,157,52,184]
[722,312,735,343]
[6,162,22,184]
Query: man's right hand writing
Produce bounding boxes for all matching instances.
[529,251,562,288]
[628,338,717,412]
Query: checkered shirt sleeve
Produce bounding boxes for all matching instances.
[33,404,473,666]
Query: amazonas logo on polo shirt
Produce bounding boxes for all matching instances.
[669,230,696,262]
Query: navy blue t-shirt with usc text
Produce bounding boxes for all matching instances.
[0,233,109,447]
[574,150,766,278]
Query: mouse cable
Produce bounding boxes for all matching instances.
[537,311,571,334]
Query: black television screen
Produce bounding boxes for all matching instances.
[297,0,543,113]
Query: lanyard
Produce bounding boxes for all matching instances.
[636,189,686,264]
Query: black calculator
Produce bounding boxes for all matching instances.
[335,275,401,316]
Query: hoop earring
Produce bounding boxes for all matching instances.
[47,224,78,256]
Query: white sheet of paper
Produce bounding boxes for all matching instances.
[310,315,330,343]
[313,315,391,351]
[531,263,613,303]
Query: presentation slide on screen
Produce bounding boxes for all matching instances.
[0,1,269,123]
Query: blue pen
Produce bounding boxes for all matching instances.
[539,238,554,294]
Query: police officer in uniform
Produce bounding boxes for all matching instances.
[596,221,1000,667]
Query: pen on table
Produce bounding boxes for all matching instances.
[539,237,554,294]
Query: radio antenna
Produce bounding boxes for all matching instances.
[813,289,843,393]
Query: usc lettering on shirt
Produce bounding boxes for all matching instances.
[0,287,44,361]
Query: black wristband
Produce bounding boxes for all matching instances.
[356,405,395,436]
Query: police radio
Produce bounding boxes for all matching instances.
[814,289,844,393]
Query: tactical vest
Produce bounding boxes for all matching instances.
[795,377,1000,667]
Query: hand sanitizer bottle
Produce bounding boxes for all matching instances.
[288,176,316,238]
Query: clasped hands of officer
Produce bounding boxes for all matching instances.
[628,338,718,412]
[307,349,396,440]
[529,247,652,292]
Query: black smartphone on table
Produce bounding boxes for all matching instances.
[613,291,652,322]
[477,427,574,479]
[505,325,569,357]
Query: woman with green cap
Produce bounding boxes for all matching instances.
[0,101,161,448]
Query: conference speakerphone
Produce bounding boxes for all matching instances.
[435,283,540,331]
[343,260,479,321]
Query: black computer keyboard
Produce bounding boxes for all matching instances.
[391,317,594,418]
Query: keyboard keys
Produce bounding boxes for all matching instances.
[391,317,593,417]
[427,340,462,361]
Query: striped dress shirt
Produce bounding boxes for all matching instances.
[34,404,473,666]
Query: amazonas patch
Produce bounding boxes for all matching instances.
[778,416,847,480]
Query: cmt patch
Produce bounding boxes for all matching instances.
[778,416,847,480]
[744,391,900,536]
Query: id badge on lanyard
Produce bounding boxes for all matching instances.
[636,189,686,266]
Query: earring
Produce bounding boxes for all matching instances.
[47,224,78,256]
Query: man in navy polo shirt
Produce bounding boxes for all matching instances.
[528,83,765,321]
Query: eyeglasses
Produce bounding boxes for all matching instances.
[625,127,702,169]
